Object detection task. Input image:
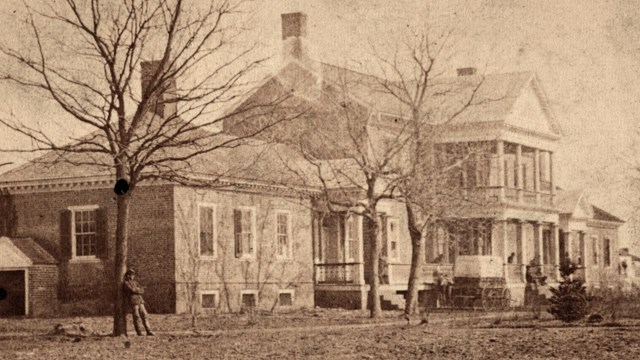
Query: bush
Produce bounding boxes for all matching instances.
[547,260,588,322]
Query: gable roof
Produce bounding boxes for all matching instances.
[592,205,625,223]
[0,237,56,266]
[555,189,586,214]
[309,61,560,135]
[556,189,624,224]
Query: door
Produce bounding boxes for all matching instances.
[0,270,25,316]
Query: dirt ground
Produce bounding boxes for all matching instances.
[1,310,639,359]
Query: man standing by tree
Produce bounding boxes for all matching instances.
[123,269,155,336]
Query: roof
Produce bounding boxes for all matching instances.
[0,123,319,190]
[555,189,584,214]
[5,237,57,265]
[316,61,560,134]
[556,189,624,223]
[592,205,625,223]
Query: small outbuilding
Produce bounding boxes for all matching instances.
[0,237,58,316]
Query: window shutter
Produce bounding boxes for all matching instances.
[60,210,73,260]
[96,207,108,259]
[234,209,242,258]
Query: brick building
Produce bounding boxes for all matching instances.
[0,12,625,315]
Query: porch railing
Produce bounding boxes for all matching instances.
[315,263,360,284]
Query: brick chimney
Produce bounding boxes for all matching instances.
[141,60,177,119]
[281,12,308,63]
[456,67,477,76]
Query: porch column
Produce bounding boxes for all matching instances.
[497,140,505,202]
[516,144,523,203]
[563,230,572,262]
[552,224,560,281]
[534,222,544,265]
[578,231,589,284]
[442,225,450,263]
[534,149,541,204]
[517,220,527,282]
[550,152,556,206]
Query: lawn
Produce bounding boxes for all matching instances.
[2,309,640,359]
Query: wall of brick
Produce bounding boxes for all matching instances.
[586,223,621,287]
[12,184,177,313]
[29,265,58,317]
[173,186,315,313]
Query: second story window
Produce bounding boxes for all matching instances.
[234,208,255,258]
[388,218,399,261]
[592,236,599,266]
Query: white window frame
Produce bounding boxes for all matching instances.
[344,215,358,262]
[68,205,100,261]
[199,290,220,312]
[277,289,295,307]
[275,210,293,259]
[240,289,258,309]
[235,206,257,259]
[387,218,400,262]
[197,203,217,259]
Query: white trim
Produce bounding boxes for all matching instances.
[197,202,217,259]
[23,268,29,316]
[277,289,295,307]
[240,289,258,308]
[235,206,257,259]
[68,205,99,260]
[275,210,293,260]
[344,215,357,262]
[198,289,220,311]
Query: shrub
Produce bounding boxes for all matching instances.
[547,260,588,322]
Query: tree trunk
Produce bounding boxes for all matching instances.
[404,202,424,317]
[368,214,382,318]
[113,191,132,336]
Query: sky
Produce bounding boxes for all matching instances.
[0,0,639,248]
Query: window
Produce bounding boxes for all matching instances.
[345,216,358,261]
[241,290,257,309]
[388,219,399,261]
[200,290,219,310]
[604,238,611,267]
[71,206,99,258]
[278,290,294,307]
[234,208,255,258]
[592,236,599,266]
[198,204,216,258]
[276,211,291,258]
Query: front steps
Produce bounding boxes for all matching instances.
[380,291,405,310]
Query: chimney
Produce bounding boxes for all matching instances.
[281,12,308,62]
[456,67,477,76]
[141,60,178,119]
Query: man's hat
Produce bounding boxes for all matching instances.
[125,269,136,276]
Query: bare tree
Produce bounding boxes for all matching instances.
[0,0,298,336]
[370,30,498,317]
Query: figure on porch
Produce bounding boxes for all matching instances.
[436,272,452,308]
[123,269,155,336]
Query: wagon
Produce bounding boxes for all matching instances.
[449,255,511,310]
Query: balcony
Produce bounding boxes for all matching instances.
[315,263,360,284]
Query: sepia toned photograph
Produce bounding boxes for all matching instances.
[0,0,639,358]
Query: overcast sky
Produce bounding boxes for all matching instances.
[1,0,639,246]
